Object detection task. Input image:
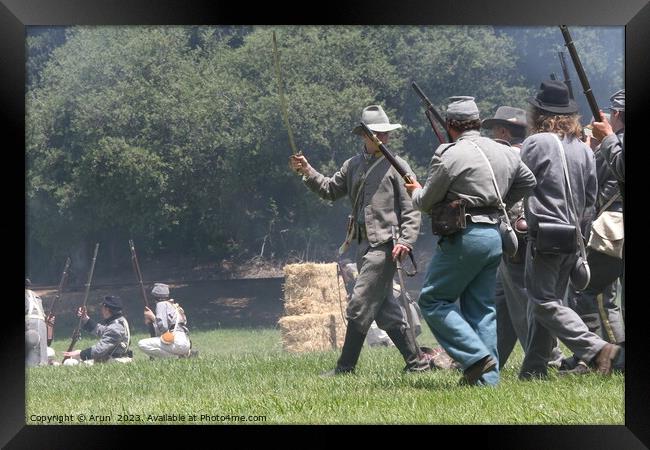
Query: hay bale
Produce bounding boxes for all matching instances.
[278,313,346,353]
[283,263,347,316]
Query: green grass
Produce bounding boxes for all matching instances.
[27,327,624,425]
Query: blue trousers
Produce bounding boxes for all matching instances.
[418,224,502,386]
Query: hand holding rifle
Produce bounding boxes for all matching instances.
[591,111,615,141]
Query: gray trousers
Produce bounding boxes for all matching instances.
[570,282,625,344]
[495,259,529,368]
[26,318,48,367]
[521,240,607,376]
[346,240,408,334]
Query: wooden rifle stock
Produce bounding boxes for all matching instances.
[559,25,600,121]
[62,243,99,363]
[45,256,71,345]
[358,122,414,184]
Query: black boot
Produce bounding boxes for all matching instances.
[321,325,366,376]
[385,327,431,373]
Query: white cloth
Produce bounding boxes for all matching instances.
[138,330,191,358]
[366,321,394,347]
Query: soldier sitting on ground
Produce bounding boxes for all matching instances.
[62,295,133,365]
[138,283,197,359]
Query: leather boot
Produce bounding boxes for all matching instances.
[385,327,431,372]
[321,324,366,376]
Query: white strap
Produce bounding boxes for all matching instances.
[551,134,588,259]
[465,139,512,231]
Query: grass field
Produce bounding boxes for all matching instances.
[26,327,624,425]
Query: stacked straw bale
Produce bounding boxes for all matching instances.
[278,263,348,353]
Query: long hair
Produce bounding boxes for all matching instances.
[529,107,582,139]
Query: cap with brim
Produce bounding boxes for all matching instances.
[151,283,170,298]
[481,106,527,129]
[351,105,402,135]
[527,80,578,114]
[609,89,624,112]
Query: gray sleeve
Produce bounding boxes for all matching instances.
[503,159,537,209]
[599,134,624,183]
[394,161,421,250]
[411,152,453,212]
[303,159,349,202]
[90,325,122,360]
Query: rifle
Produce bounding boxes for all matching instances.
[129,239,156,337]
[558,51,575,100]
[391,226,421,359]
[358,122,415,184]
[550,73,557,81]
[62,243,99,363]
[45,256,71,346]
[559,25,600,121]
[411,81,450,144]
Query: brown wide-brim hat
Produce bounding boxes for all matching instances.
[527,80,578,115]
[481,106,528,129]
[352,105,402,135]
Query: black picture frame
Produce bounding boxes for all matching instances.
[6,0,648,447]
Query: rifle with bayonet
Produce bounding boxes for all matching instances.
[358,122,415,184]
[62,243,99,363]
[411,81,450,144]
[558,51,575,100]
[129,239,156,337]
[559,25,600,121]
[45,256,71,346]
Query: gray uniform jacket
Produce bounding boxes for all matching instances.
[411,130,536,222]
[594,133,623,212]
[80,313,131,361]
[520,132,597,236]
[153,300,188,335]
[303,151,421,249]
[599,131,624,184]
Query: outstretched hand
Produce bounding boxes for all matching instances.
[289,154,312,176]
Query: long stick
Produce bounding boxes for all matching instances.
[559,25,600,121]
[45,256,71,345]
[272,31,300,156]
[558,51,575,100]
[129,239,156,337]
[62,243,99,363]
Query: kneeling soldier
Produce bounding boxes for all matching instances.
[138,283,194,358]
[62,295,132,365]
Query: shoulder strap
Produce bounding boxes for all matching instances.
[597,192,621,217]
[551,134,588,260]
[465,139,512,232]
[351,156,385,214]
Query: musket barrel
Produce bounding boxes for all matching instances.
[560,25,600,121]
[62,243,99,362]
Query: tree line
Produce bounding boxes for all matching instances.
[26,25,623,281]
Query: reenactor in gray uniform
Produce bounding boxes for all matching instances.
[138,283,194,358]
[290,105,430,375]
[406,97,536,386]
[25,279,48,367]
[592,89,625,185]
[62,295,132,365]
[519,80,624,379]
[563,90,625,374]
[481,107,565,370]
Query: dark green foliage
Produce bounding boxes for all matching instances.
[26,26,623,280]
